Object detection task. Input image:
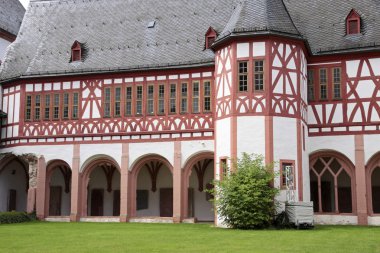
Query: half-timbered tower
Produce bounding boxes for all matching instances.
[0,0,380,226]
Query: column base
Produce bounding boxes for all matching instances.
[70,213,80,222]
[357,212,368,225]
[120,215,129,222]
[173,216,182,223]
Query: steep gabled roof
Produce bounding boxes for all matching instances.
[218,0,300,43]
[284,0,380,55]
[1,0,380,82]
[0,0,25,37]
[0,0,238,81]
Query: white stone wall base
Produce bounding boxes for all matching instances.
[79,217,120,222]
[129,217,173,223]
[368,216,380,226]
[314,215,358,225]
[45,217,70,222]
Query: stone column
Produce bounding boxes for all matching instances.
[25,155,38,213]
[70,144,81,222]
[355,135,368,225]
[173,141,183,223]
[36,155,47,220]
[120,143,130,222]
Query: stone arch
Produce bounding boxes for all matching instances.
[182,151,214,221]
[80,155,121,217]
[0,154,29,212]
[309,150,356,214]
[45,160,71,217]
[365,152,380,215]
[129,154,173,218]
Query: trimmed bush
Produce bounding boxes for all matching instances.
[0,211,35,224]
[211,153,279,229]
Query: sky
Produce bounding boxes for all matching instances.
[19,0,30,8]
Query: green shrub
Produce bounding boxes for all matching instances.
[0,211,34,224]
[211,153,279,229]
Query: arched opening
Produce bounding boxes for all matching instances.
[81,156,121,217]
[0,155,29,212]
[309,152,355,214]
[45,160,71,216]
[371,168,380,214]
[130,155,173,218]
[183,152,214,222]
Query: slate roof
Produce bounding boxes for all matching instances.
[1,0,380,82]
[0,0,25,36]
[218,0,300,42]
[0,0,239,81]
[284,0,380,55]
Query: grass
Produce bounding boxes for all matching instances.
[0,222,379,253]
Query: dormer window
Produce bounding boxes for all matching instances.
[71,41,82,62]
[205,27,217,49]
[346,9,361,35]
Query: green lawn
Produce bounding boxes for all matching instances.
[0,222,379,253]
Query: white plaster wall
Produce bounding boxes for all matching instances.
[50,169,71,216]
[215,118,231,179]
[2,145,74,168]
[314,215,358,225]
[136,165,172,217]
[188,162,214,221]
[87,167,121,216]
[0,160,27,212]
[237,43,249,58]
[181,140,214,168]
[129,142,174,169]
[308,135,355,165]
[0,37,11,61]
[236,116,265,158]
[302,122,311,202]
[364,134,380,164]
[252,42,266,57]
[273,117,297,200]
[80,144,121,171]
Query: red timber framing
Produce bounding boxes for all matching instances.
[308,53,380,137]
[214,37,307,197]
[1,67,215,147]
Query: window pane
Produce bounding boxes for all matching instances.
[34,95,41,120]
[204,81,211,112]
[170,84,176,113]
[158,85,165,114]
[238,61,248,92]
[125,87,132,116]
[333,68,341,99]
[320,69,327,99]
[192,82,200,113]
[254,60,264,91]
[307,70,314,101]
[44,95,50,120]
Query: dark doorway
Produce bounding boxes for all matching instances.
[160,188,173,217]
[91,189,104,216]
[373,186,380,213]
[7,189,17,212]
[49,186,62,216]
[113,190,120,216]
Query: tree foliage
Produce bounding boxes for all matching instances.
[212,153,278,229]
